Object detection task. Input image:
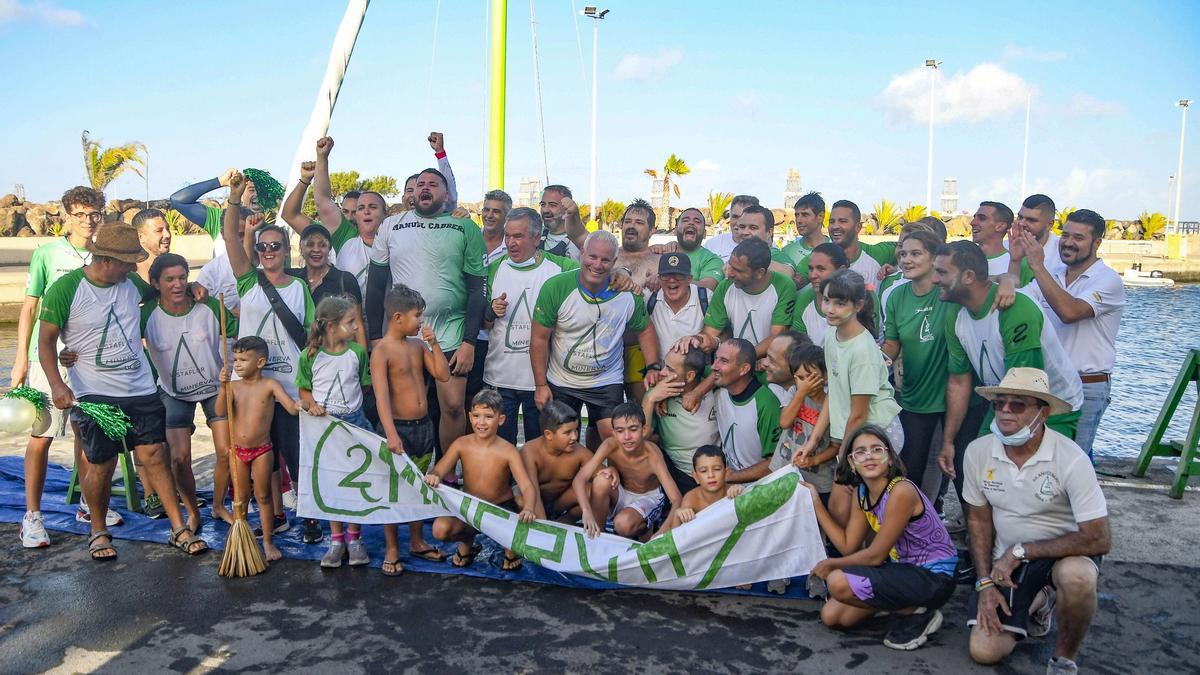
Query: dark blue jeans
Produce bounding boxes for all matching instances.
[497,387,541,445]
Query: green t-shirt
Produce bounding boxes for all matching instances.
[824,328,901,441]
[781,235,830,280]
[22,237,92,364]
[654,389,720,474]
[369,211,486,350]
[884,283,950,413]
[532,270,648,389]
[790,285,829,346]
[685,246,725,285]
[704,271,796,345]
[770,246,797,273]
[296,342,371,417]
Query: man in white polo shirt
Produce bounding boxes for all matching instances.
[962,368,1110,675]
[1012,208,1125,459]
[646,253,708,358]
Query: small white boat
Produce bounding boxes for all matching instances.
[1122,267,1175,287]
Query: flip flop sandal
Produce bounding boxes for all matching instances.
[169,525,210,556]
[409,546,447,562]
[501,552,523,571]
[88,530,117,562]
[451,543,482,568]
[381,559,404,577]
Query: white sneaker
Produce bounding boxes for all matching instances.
[76,500,124,527]
[20,511,50,548]
[1029,585,1056,637]
[282,489,298,511]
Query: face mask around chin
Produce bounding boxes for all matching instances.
[989,417,1042,446]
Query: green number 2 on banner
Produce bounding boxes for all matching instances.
[338,444,379,503]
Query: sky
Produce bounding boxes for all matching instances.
[1,0,1198,221]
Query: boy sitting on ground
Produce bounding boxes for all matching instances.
[424,390,540,571]
[572,402,683,540]
[656,445,744,536]
[373,284,451,576]
[520,401,594,522]
[217,336,303,562]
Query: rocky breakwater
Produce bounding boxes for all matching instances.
[0,194,212,236]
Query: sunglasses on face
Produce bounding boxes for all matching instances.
[991,397,1041,413]
[255,241,284,253]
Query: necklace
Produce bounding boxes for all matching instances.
[308,265,330,290]
[63,236,89,264]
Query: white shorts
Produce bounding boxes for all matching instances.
[611,484,667,523]
[26,365,71,440]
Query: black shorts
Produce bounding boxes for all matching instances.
[841,563,957,612]
[966,556,1102,639]
[396,417,436,472]
[549,382,626,424]
[73,393,167,464]
[466,338,488,401]
[271,402,300,477]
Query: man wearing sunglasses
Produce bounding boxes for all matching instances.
[962,368,1109,674]
[934,241,1084,499]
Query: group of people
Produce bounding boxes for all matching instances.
[12,131,1124,673]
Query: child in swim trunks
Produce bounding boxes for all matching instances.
[573,402,682,540]
[519,401,594,522]
[372,284,450,576]
[424,390,539,571]
[217,336,303,563]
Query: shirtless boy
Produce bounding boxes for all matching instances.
[520,401,593,522]
[657,445,743,536]
[573,403,682,539]
[372,284,451,576]
[217,336,302,562]
[424,390,539,571]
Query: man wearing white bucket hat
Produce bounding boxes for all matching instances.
[961,368,1110,675]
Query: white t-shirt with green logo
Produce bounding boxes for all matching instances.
[235,270,315,398]
[654,390,720,474]
[23,237,92,366]
[296,342,371,417]
[532,270,649,389]
[330,216,370,302]
[484,253,578,391]
[38,269,156,398]
[715,377,782,472]
[704,271,796,345]
[141,297,236,401]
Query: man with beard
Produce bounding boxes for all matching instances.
[1010,193,1065,278]
[827,199,896,292]
[539,184,588,259]
[933,241,1084,499]
[470,189,515,402]
[531,231,660,448]
[673,207,724,289]
[1011,209,1125,459]
[781,192,831,285]
[712,338,782,483]
[616,199,662,403]
[484,207,577,444]
[133,208,173,283]
[400,132,460,213]
[367,168,486,454]
[731,204,798,278]
[704,195,759,262]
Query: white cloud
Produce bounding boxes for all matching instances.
[613,49,682,82]
[0,0,83,26]
[965,167,1149,219]
[881,63,1032,124]
[693,159,720,171]
[1002,44,1066,62]
[1066,93,1125,117]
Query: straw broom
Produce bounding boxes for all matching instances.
[217,294,267,577]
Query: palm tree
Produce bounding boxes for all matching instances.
[870,199,902,235]
[707,191,733,231]
[901,204,928,223]
[1137,211,1168,240]
[645,154,690,229]
[1053,207,1076,236]
[81,131,147,192]
[599,199,626,228]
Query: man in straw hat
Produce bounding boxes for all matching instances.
[961,367,1110,674]
[37,221,209,561]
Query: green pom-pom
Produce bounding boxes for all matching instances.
[5,386,50,412]
[243,168,285,213]
[75,401,133,442]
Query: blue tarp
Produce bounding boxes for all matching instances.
[0,456,812,598]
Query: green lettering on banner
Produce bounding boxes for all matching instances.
[470,500,511,531]
[459,495,474,521]
[511,521,568,566]
[310,420,389,517]
[379,442,402,502]
[696,472,799,589]
[338,443,380,503]
[635,531,686,583]
[574,532,619,583]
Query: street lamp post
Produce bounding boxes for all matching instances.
[584,6,609,226]
[1172,100,1190,234]
[925,59,941,210]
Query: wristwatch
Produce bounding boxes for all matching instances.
[1012,543,1028,562]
